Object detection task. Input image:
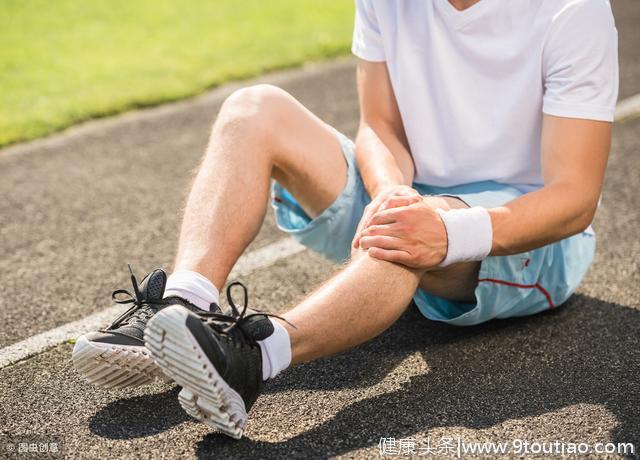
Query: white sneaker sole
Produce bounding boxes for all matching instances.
[72,335,169,389]
[144,305,247,439]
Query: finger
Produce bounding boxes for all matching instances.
[381,195,421,211]
[362,190,404,230]
[352,208,372,248]
[353,232,363,248]
[362,208,380,230]
[353,227,364,248]
[367,247,413,265]
[359,235,406,250]
[370,207,407,226]
[360,201,380,229]
[360,224,397,238]
[352,224,362,248]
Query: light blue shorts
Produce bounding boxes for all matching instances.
[272,130,596,326]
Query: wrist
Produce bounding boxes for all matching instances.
[371,181,416,198]
[370,183,399,198]
[436,207,493,267]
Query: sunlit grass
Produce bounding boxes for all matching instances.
[0,0,353,147]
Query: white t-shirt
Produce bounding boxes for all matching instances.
[352,0,619,190]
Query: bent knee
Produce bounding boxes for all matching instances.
[216,84,294,134]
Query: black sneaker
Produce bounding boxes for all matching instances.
[72,265,220,389]
[144,282,286,439]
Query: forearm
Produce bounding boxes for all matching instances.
[358,112,610,269]
[489,182,597,256]
[355,122,414,197]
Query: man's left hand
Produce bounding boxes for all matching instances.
[358,196,448,269]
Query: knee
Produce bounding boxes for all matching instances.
[215,84,293,138]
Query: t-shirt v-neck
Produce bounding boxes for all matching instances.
[434,0,498,29]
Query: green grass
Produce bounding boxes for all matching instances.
[0,0,353,147]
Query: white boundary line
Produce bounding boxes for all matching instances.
[615,93,640,122]
[0,238,305,369]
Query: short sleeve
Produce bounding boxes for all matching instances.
[542,0,619,122]
[352,0,386,62]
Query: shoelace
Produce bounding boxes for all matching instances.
[198,281,296,345]
[107,264,171,329]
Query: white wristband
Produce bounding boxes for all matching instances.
[436,207,493,267]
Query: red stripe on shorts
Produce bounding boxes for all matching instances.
[478,278,555,309]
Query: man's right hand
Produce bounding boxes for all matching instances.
[351,184,421,257]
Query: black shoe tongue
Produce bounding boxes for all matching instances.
[240,309,274,341]
[138,269,167,301]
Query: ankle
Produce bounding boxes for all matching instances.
[258,318,292,380]
[164,270,220,311]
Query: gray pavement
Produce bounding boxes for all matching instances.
[1,1,639,458]
[615,0,640,100]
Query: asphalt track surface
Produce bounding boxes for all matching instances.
[1,2,639,458]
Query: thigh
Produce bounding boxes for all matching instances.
[271,130,369,264]
[418,262,481,303]
[265,88,348,219]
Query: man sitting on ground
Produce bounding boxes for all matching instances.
[73,0,618,439]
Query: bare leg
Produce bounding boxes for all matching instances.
[173,84,348,288]
[173,85,480,366]
[282,195,480,364]
[284,253,425,364]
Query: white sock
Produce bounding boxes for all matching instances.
[164,270,220,311]
[258,319,291,380]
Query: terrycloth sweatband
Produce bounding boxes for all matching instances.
[436,206,493,267]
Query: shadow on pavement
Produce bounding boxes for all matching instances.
[89,387,189,439]
[194,294,639,459]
